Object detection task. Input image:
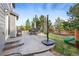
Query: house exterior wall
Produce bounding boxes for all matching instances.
[0,4,5,55]
[0,3,17,55]
[1,3,14,40]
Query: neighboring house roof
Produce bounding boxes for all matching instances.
[10,11,19,20]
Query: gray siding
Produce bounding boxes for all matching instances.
[0,3,17,55]
[0,4,5,55]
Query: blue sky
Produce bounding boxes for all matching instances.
[15,3,75,26]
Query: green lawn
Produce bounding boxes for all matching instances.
[49,33,79,56]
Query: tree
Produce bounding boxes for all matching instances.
[25,19,31,30]
[32,15,41,29]
[31,15,53,32]
[31,21,34,28]
[33,15,39,22]
[67,3,79,30]
[62,21,70,31]
[54,17,64,34]
[39,15,46,32]
[68,4,79,19]
[48,20,52,29]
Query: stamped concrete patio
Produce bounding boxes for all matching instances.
[2,32,55,56]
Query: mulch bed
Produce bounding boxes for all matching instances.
[50,50,63,56]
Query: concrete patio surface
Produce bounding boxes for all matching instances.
[2,32,55,56]
[34,51,55,56]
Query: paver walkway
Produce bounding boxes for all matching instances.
[2,32,55,56]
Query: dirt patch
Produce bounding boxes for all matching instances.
[52,51,63,56]
[49,49,63,56]
[37,33,46,36]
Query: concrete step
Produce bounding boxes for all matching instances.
[6,38,20,42]
[3,38,24,51]
[5,40,20,45]
[2,38,24,55]
[2,46,21,56]
[3,43,24,51]
[5,53,22,56]
[5,39,24,47]
[34,51,55,56]
[3,39,24,51]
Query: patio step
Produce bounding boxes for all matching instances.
[34,51,54,56]
[5,40,20,45]
[4,53,22,56]
[3,43,24,51]
[3,39,24,51]
[2,46,22,56]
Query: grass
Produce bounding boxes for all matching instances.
[49,33,79,56]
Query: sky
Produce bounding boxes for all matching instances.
[15,3,75,26]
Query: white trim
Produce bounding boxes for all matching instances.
[5,14,9,40]
[14,16,17,37]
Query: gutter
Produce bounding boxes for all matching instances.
[10,11,19,20]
